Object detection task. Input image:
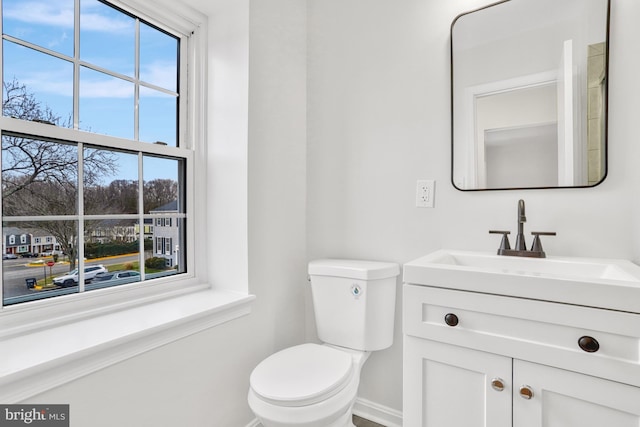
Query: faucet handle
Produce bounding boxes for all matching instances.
[489,230,511,254]
[530,232,556,257]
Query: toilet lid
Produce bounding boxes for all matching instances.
[250,343,354,407]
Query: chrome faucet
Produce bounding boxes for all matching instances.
[489,199,556,258]
[515,199,527,251]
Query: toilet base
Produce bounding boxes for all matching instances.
[340,411,357,427]
[249,386,358,427]
[319,408,355,427]
[255,404,356,427]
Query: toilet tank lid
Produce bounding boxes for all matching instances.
[308,259,400,280]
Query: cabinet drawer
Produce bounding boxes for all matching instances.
[403,284,640,387]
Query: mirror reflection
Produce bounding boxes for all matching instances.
[451,0,609,190]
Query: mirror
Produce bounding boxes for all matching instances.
[451,0,610,190]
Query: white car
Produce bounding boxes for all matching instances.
[91,270,141,282]
[53,265,107,287]
[40,250,63,257]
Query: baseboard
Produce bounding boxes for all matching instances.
[245,397,403,427]
[353,397,403,427]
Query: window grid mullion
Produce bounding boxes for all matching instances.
[73,0,81,130]
[2,35,72,63]
[77,142,85,293]
[134,18,140,142]
[138,153,145,281]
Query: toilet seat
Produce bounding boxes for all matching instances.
[250,343,354,407]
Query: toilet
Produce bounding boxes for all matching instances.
[248,259,400,427]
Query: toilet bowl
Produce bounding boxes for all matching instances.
[248,343,370,427]
[248,259,399,427]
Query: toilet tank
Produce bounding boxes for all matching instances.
[308,259,400,351]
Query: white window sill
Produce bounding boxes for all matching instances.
[0,288,255,403]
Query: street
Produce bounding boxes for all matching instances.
[2,253,140,300]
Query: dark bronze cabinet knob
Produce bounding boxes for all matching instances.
[444,313,459,327]
[578,336,600,353]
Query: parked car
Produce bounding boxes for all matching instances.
[91,270,141,283]
[2,253,17,260]
[40,250,62,257]
[20,252,40,258]
[53,265,107,287]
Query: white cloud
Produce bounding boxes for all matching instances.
[80,12,134,33]
[19,66,176,100]
[20,71,131,99]
[3,0,134,33]
[141,61,177,92]
[81,78,133,98]
[41,30,71,51]
[4,1,74,29]
[21,70,73,96]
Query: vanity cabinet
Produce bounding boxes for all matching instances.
[513,359,640,427]
[404,337,511,427]
[403,284,640,427]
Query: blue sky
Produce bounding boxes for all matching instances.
[2,0,179,151]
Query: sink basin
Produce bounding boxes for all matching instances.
[424,250,640,282]
[403,250,640,313]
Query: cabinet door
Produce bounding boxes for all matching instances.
[404,336,511,427]
[514,360,640,427]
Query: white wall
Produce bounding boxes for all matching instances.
[307,0,640,415]
[23,1,308,426]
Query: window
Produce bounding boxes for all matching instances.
[1,0,201,307]
[0,1,258,405]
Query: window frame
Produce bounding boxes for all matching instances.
[0,0,208,334]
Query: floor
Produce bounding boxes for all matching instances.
[353,415,385,427]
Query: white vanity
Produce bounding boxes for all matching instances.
[402,249,640,427]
